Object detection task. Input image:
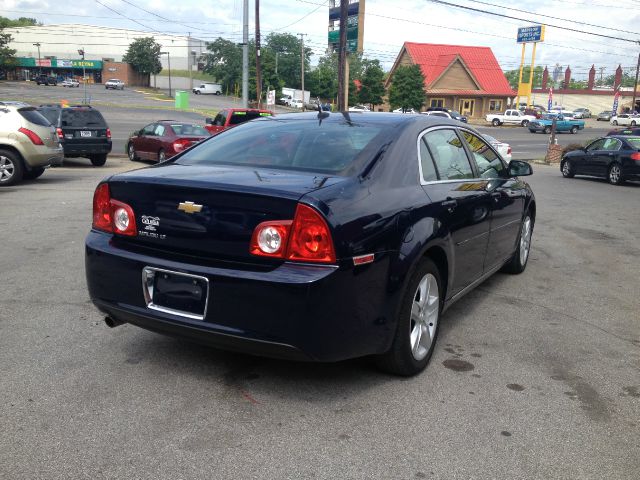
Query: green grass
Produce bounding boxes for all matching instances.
[156,70,217,82]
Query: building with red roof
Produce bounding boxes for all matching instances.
[386,42,516,118]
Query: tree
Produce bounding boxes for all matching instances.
[603,72,636,88]
[0,26,16,69]
[504,66,543,89]
[306,53,338,101]
[358,59,385,110]
[0,16,39,28]
[388,65,425,112]
[202,38,243,95]
[122,37,162,76]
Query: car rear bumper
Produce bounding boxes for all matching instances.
[20,144,64,168]
[85,231,397,362]
[63,141,112,156]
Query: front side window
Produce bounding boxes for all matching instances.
[142,124,156,136]
[461,131,505,178]
[423,129,474,180]
[213,112,226,126]
[587,139,606,151]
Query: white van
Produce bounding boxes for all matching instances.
[192,83,222,95]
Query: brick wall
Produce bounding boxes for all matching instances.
[101,62,149,87]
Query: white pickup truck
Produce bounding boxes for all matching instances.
[486,109,536,127]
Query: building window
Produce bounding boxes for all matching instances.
[429,98,445,108]
[489,100,502,112]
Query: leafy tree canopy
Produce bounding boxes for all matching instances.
[388,65,425,112]
[122,37,162,75]
[358,59,385,109]
[504,65,543,89]
[0,16,40,28]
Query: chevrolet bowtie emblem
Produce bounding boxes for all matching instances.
[177,201,203,214]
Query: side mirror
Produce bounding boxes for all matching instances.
[508,160,532,177]
[205,117,213,124]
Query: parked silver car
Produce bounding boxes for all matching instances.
[0,103,63,186]
[105,79,125,90]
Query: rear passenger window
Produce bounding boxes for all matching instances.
[423,129,474,180]
[461,132,505,178]
[18,108,51,127]
[419,137,438,182]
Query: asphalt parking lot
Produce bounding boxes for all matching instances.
[1,157,638,479]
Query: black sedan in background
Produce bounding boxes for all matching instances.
[85,112,535,376]
[561,135,640,185]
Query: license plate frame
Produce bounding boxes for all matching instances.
[142,267,209,320]
[80,130,92,137]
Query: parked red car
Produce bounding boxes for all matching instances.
[204,108,273,134]
[127,121,210,162]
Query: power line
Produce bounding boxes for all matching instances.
[115,0,209,32]
[425,0,638,43]
[93,0,158,32]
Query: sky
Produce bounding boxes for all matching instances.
[1,0,639,79]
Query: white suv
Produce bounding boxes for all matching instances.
[105,79,125,90]
[0,103,63,186]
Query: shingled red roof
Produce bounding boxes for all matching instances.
[402,42,515,96]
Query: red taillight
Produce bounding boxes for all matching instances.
[91,183,137,236]
[92,183,112,232]
[173,138,191,152]
[106,128,111,140]
[56,127,64,139]
[249,204,336,264]
[507,146,512,155]
[18,127,44,145]
[631,152,640,162]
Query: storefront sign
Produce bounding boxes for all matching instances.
[517,25,545,43]
[71,60,103,69]
[57,59,74,67]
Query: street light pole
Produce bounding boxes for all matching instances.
[161,52,172,98]
[33,43,41,75]
[78,48,87,104]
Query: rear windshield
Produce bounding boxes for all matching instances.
[19,107,52,127]
[625,137,640,148]
[61,109,107,128]
[170,124,209,136]
[229,111,272,126]
[176,118,384,175]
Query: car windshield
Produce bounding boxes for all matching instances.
[176,117,385,175]
[625,137,640,148]
[170,124,209,136]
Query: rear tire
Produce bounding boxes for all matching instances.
[613,120,618,126]
[492,119,501,127]
[90,154,107,166]
[158,149,166,162]
[375,258,442,376]
[23,167,45,180]
[632,121,637,126]
[502,212,534,274]
[608,163,624,185]
[0,149,24,186]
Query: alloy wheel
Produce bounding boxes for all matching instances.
[519,216,532,266]
[409,273,439,361]
[0,155,15,183]
[128,144,135,161]
[609,164,621,184]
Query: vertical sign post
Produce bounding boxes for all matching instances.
[516,25,545,109]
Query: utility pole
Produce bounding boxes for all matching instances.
[298,33,306,111]
[161,52,172,98]
[241,0,249,108]
[598,66,606,86]
[632,48,640,114]
[187,32,193,91]
[255,0,262,108]
[33,43,41,75]
[337,0,348,111]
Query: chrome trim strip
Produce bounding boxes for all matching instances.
[491,218,522,232]
[142,266,210,321]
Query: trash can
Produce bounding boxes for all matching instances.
[175,90,189,110]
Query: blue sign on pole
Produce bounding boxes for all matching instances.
[517,25,545,43]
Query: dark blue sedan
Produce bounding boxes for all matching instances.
[85,112,536,376]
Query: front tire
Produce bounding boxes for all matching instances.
[502,213,533,274]
[632,121,637,126]
[543,126,551,134]
[0,149,24,186]
[613,120,618,126]
[375,258,442,376]
[127,143,138,161]
[521,120,529,127]
[608,163,623,185]
[570,126,578,134]
[561,159,575,178]
[90,154,107,166]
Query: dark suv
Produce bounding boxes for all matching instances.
[37,105,112,166]
[34,75,57,86]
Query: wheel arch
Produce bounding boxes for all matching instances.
[0,144,27,169]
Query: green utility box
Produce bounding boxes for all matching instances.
[175,90,189,109]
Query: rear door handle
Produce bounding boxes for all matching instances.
[442,199,457,212]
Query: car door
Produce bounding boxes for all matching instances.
[590,137,622,176]
[460,131,525,270]
[135,124,156,159]
[419,127,493,296]
[580,139,606,175]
